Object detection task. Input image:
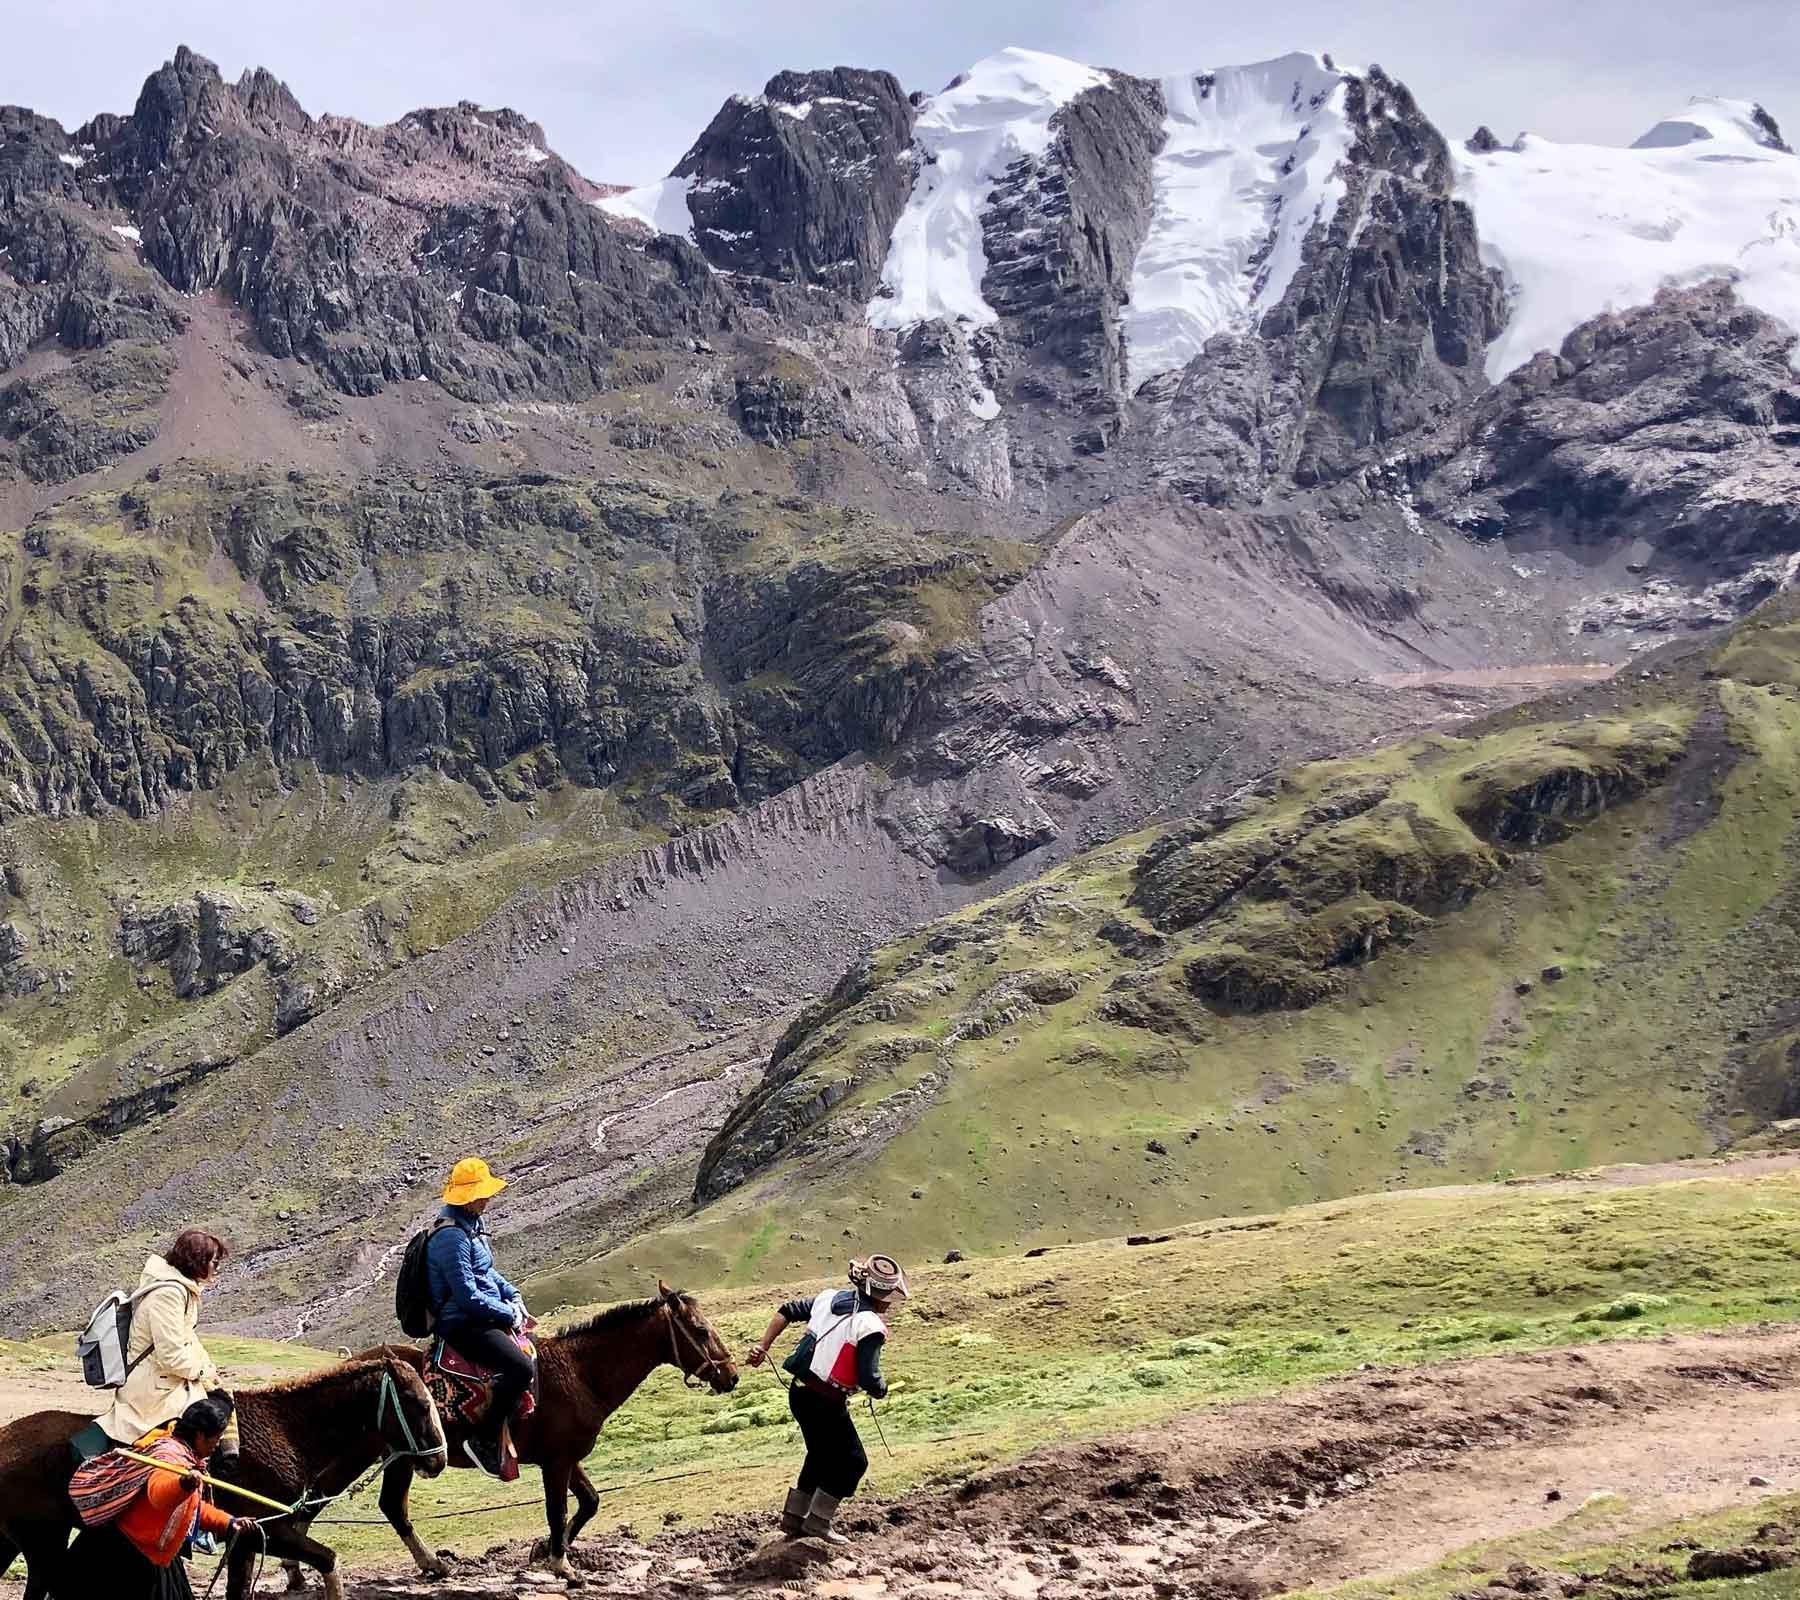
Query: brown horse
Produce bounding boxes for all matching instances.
[371,1281,738,1581]
[0,1351,444,1600]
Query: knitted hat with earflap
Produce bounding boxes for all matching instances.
[850,1254,910,1300]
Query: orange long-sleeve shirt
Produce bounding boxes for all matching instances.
[115,1461,233,1567]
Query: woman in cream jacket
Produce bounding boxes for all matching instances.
[97,1229,236,1459]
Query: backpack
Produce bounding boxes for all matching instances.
[75,1283,178,1389]
[782,1291,855,1384]
[394,1218,451,1337]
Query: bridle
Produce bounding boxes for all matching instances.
[661,1293,730,1390]
[374,1366,448,1467]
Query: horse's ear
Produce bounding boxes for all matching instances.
[656,1277,674,1300]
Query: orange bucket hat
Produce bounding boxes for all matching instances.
[443,1157,508,1205]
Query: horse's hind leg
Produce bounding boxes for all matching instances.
[283,1558,308,1590]
[541,1460,574,1578]
[567,1463,601,1549]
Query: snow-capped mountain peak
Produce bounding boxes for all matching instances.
[1631,97,1791,154]
[1458,99,1800,378]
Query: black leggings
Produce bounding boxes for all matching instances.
[444,1325,535,1440]
[789,1383,868,1499]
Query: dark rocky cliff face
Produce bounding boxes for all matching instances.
[672,68,917,298]
[0,467,1027,820]
[0,45,748,426]
[1414,283,1800,560]
[980,72,1167,459]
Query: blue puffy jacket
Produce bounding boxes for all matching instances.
[426,1205,522,1334]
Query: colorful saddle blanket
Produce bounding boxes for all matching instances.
[425,1335,539,1427]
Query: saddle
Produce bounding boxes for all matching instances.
[425,1335,538,1483]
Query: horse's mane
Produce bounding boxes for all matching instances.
[556,1293,690,1340]
[245,1353,393,1398]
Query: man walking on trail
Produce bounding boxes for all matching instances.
[428,1157,536,1477]
[746,1254,908,1544]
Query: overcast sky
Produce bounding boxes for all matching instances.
[4,0,1797,184]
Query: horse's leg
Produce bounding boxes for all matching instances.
[257,1524,345,1600]
[567,1463,602,1549]
[283,1557,309,1590]
[380,1457,446,1578]
[541,1458,575,1579]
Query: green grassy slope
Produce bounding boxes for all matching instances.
[549,600,1800,1305]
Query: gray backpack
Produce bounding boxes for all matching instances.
[75,1283,177,1389]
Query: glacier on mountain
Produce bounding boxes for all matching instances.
[866,47,1105,331]
[1123,53,1356,385]
[1457,97,1800,377]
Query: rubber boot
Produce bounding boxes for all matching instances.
[779,1487,811,1537]
[802,1490,849,1545]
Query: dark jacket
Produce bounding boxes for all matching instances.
[427,1205,522,1335]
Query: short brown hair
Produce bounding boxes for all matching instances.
[166,1229,230,1282]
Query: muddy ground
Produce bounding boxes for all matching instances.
[48,1323,1776,1600]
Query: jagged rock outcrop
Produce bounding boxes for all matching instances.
[1412,283,1800,570]
[119,888,301,998]
[671,69,916,298]
[979,71,1167,455]
[0,45,744,418]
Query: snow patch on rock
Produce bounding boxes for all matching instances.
[1125,53,1356,384]
[596,174,698,242]
[1459,97,1800,377]
[868,47,1106,331]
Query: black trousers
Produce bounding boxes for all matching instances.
[444,1325,535,1440]
[789,1383,868,1499]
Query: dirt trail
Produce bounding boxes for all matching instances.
[182,1323,1799,1600]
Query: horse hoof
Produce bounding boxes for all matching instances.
[550,1556,575,1580]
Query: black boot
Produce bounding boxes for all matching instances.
[802,1490,848,1544]
[779,1487,810,1537]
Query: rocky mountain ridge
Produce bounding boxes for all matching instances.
[2,38,1800,1330]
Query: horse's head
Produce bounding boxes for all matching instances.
[657,1279,738,1394]
[375,1355,449,1479]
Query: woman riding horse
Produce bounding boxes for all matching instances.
[98,1229,238,1466]
[374,1281,738,1581]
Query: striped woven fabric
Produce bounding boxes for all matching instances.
[68,1428,185,1528]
